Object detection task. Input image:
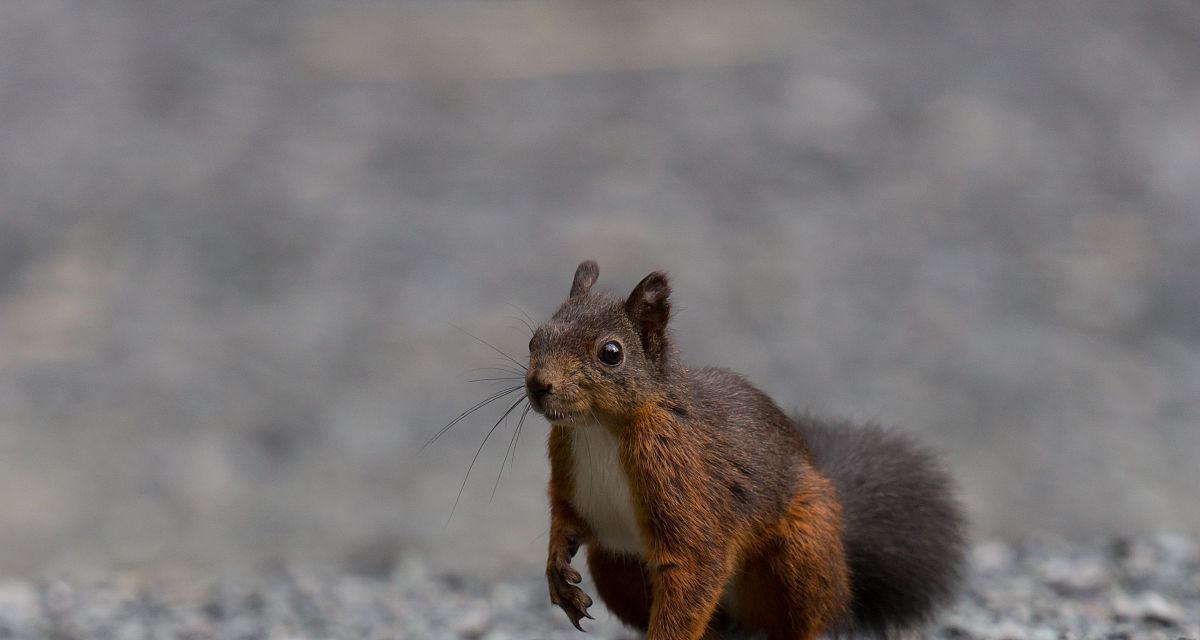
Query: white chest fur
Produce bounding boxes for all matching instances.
[568,423,644,556]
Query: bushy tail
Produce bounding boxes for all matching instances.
[794,414,967,637]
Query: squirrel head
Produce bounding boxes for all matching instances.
[525,260,677,426]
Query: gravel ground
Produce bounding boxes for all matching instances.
[2,535,1197,640]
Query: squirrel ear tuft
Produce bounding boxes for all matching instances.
[625,271,671,359]
[570,260,599,298]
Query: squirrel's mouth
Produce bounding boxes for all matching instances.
[542,408,585,424]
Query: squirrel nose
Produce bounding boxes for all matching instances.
[526,372,553,403]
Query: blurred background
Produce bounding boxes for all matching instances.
[1,1,1198,580]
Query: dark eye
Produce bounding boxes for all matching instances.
[598,340,623,366]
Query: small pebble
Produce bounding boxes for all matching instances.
[1038,556,1110,595]
[972,540,1017,573]
[452,607,490,638]
[1112,592,1183,626]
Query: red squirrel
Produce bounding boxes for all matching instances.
[525,261,965,640]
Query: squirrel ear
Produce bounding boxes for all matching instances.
[625,271,671,359]
[570,260,599,298]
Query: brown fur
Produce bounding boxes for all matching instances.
[530,261,961,639]
[587,546,653,630]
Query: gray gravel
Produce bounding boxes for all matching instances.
[3,535,1197,640]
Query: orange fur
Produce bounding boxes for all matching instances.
[548,404,850,640]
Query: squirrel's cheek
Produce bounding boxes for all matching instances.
[597,389,636,416]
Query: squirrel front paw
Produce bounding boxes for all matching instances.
[547,552,594,631]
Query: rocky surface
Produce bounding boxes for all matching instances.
[2,535,1197,640]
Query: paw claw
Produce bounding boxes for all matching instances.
[547,559,594,633]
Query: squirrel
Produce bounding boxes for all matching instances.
[525,261,966,640]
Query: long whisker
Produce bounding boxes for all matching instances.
[505,302,538,331]
[467,376,525,383]
[509,402,533,476]
[492,399,532,501]
[448,323,527,371]
[421,385,523,452]
[506,315,535,336]
[447,394,527,525]
[489,357,527,370]
[468,366,527,377]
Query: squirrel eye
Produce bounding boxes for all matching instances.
[598,340,623,366]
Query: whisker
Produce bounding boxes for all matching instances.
[489,357,527,370]
[510,402,533,476]
[421,385,523,452]
[491,399,532,501]
[467,376,525,383]
[467,366,527,377]
[498,321,533,341]
[506,315,535,336]
[504,302,538,333]
[447,394,527,525]
[448,323,527,371]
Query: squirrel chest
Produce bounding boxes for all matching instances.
[567,424,644,556]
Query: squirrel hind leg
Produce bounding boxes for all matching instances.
[797,416,967,636]
[727,478,852,640]
[585,546,652,631]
